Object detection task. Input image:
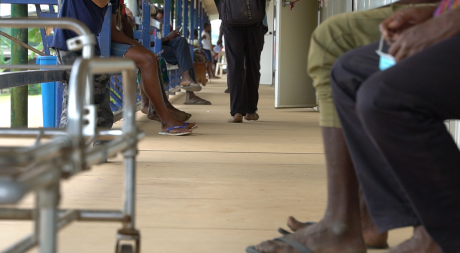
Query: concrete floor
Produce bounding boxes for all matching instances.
[0,77,412,252]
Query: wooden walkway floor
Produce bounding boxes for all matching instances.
[0,77,411,252]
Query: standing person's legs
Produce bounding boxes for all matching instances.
[223,24,247,122]
[354,34,460,252]
[202,49,215,79]
[56,50,113,129]
[243,23,265,121]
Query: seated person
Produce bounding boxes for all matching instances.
[52,0,194,136]
[151,9,212,105]
[247,0,443,252]
[51,0,118,133]
[110,0,197,135]
[329,2,460,253]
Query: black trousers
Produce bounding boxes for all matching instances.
[223,23,266,116]
[331,34,460,253]
[162,36,196,82]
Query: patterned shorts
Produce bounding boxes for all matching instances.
[55,49,113,129]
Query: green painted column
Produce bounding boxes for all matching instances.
[10,4,28,127]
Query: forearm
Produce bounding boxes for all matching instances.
[437,8,460,37]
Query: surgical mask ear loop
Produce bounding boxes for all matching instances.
[378,36,384,53]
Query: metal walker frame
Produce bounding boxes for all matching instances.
[0,18,144,253]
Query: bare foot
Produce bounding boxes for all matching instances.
[184,93,212,105]
[287,216,388,249]
[387,226,441,253]
[228,113,243,123]
[141,104,149,115]
[148,103,191,122]
[287,216,311,232]
[168,108,192,121]
[255,221,366,253]
[244,113,259,121]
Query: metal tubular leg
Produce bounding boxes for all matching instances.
[38,182,59,253]
[123,157,136,230]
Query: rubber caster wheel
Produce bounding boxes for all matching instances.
[120,244,134,253]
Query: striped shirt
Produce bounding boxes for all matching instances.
[434,0,460,16]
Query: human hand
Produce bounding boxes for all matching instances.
[217,38,223,46]
[165,26,181,41]
[389,9,460,62]
[380,6,437,45]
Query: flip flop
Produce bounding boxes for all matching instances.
[278,222,389,250]
[159,126,192,136]
[183,98,212,105]
[183,122,198,130]
[246,235,315,253]
[180,82,202,92]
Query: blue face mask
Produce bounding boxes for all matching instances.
[376,51,396,71]
[376,37,396,71]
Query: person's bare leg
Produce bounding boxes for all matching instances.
[140,89,149,114]
[387,226,442,253]
[255,127,366,253]
[124,46,194,133]
[156,76,192,121]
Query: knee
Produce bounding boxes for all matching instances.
[355,76,387,126]
[330,50,355,92]
[172,36,187,46]
[138,53,158,69]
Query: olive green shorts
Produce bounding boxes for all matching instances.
[307,4,421,128]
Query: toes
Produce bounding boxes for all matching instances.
[255,240,291,253]
[185,123,197,129]
[288,216,306,232]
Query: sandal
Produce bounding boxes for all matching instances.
[183,98,212,105]
[278,222,389,250]
[180,82,202,92]
[159,126,192,136]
